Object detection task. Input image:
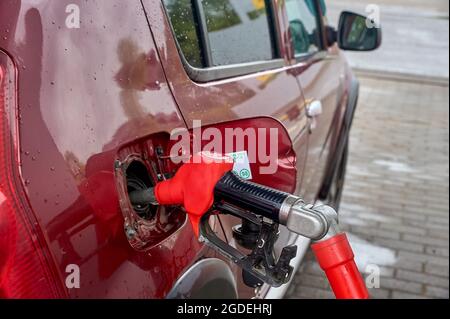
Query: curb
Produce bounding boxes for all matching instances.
[353,68,449,87]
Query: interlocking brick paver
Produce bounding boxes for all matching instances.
[392,292,430,299]
[398,251,449,267]
[425,264,449,277]
[397,270,449,289]
[286,76,449,299]
[425,286,450,299]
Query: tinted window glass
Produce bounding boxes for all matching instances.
[164,0,204,68]
[202,0,274,66]
[285,0,322,55]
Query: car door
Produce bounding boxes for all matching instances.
[142,0,310,297]
[284,0,348,203]
[144,0,310,191]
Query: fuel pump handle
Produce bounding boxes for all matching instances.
[215,171,336,241]
[129,153,369,299]
[214,171,368,299]
[131,168,333,240]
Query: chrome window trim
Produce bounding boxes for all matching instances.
[294,50,328,64]
[180,55,285,83]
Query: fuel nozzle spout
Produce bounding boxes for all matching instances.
[129,187,158,207]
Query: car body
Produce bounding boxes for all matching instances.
[0,0,380,299]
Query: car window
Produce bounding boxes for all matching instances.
[285,0,322,56]
[203,0,274,66]
[163,0,276,68]
[163,0,205,68]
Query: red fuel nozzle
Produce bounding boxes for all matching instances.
[312,233,369,299]
[154,152,233,236]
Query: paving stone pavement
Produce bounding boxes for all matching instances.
[286,76,449,299]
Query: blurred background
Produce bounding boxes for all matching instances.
[286,0,449,299]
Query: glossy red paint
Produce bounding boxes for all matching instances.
[193,118,298,193]
[0,0,203,298]
[0,0,354,299]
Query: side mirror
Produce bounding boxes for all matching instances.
[337,11,381,51]
[289,19,311,54]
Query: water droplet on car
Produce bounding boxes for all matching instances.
[25,179,31,185]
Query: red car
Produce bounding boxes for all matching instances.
[0,0,380,299]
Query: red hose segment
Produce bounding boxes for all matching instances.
[311,233,369,299]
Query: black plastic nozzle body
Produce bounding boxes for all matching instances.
[214,172,289,223]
